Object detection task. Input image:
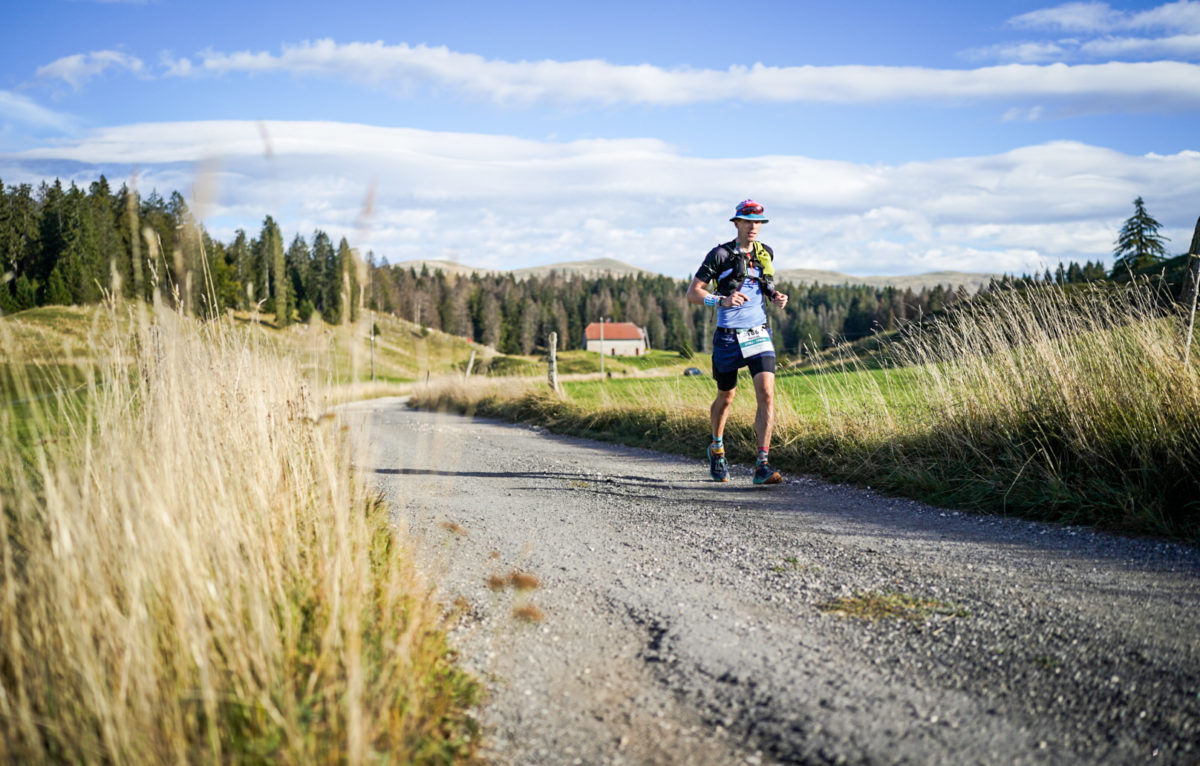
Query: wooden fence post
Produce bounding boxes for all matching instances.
[547,332,559,393]
[1183,216,1200,367]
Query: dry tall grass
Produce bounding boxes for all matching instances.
[0,302,477,763]
[888,281,1200,534]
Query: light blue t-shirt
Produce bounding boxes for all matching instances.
[716,264,768,329]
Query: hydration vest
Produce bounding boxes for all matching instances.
[714,240,777,299]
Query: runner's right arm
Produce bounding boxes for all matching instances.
[687,278,746,307]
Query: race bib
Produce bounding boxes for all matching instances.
[736,326,773,358]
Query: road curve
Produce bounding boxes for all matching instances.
[341,398,1200,765]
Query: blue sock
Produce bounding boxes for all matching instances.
[711,436,724,450]
[757,448,769,464]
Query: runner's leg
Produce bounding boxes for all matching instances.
[752,371,775,453]
[711,386,736,440]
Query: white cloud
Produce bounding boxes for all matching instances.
[36,50,144,89]
[975,2,1200,63]
[963,41,1070,64]
[1010,0,1200,33]
[1115,0,1200,31]
[1002,105,1047,121]
[1009,2,1126,33]
[1078,32,1200,57]
[970,31,1200,63]
[0,90,74,131]
[149,39,1200,111]
[6,121,1199,277]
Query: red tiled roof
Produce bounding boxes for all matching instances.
[584,322,644,341]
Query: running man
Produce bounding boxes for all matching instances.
[686,199,789,485]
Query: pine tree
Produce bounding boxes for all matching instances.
[255,216,288,326]
[13,274,37,310]
[59,183,102,303]
[312,231,341,323]
[1,182,39,289]
[87,177,122,298]
[35,180,67,300]
[139,190,176,301]
[478,291,501,347]
[1113,196,1169,276]
[203,233,239,315]
[228,229,251,308]
[113,185,142,300]
[249,228,271,309]
[551,299,570,351]
[44,267,70,305]
[0,283,16,315]
[336,238,357,323]
[517,301,538,354]
[443,280,471,337]
[286,234,312,310]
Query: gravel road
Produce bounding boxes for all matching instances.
[340,398,1200,765]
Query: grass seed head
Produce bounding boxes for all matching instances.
[508,571,541,591]
[440,521,468,536]
[513,604,544,623]
[486,574,508,591]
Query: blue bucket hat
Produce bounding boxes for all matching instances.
[730,199,769,222]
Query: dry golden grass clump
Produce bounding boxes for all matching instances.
[412,375,543,418]
[0,303,478,763]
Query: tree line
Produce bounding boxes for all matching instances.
[3,178,1180,356]
[367,266,990,355]
[0,176,361,325]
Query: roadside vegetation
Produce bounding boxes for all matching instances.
[414,279,1200,541]
[0,302,479,763]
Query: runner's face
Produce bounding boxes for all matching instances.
[735,219,762,243]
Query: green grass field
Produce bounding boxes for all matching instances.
[561,364,928,421]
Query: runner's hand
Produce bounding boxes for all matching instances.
[772,291,788,309]
[724,291,748,307]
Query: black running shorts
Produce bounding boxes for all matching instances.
[711,327,776,391]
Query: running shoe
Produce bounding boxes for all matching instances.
[753,460,782,485]
[707,444,730,483]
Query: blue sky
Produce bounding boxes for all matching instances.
[2,0,1198,279]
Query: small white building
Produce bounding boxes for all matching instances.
[584,322,647,356]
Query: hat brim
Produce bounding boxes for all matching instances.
[731,214,769,222]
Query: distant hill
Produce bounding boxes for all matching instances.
[384,259,498,279]
[388,257,654,281]
[388,258,998,292]
[775,269,1000,294]
[512,258,653,280]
